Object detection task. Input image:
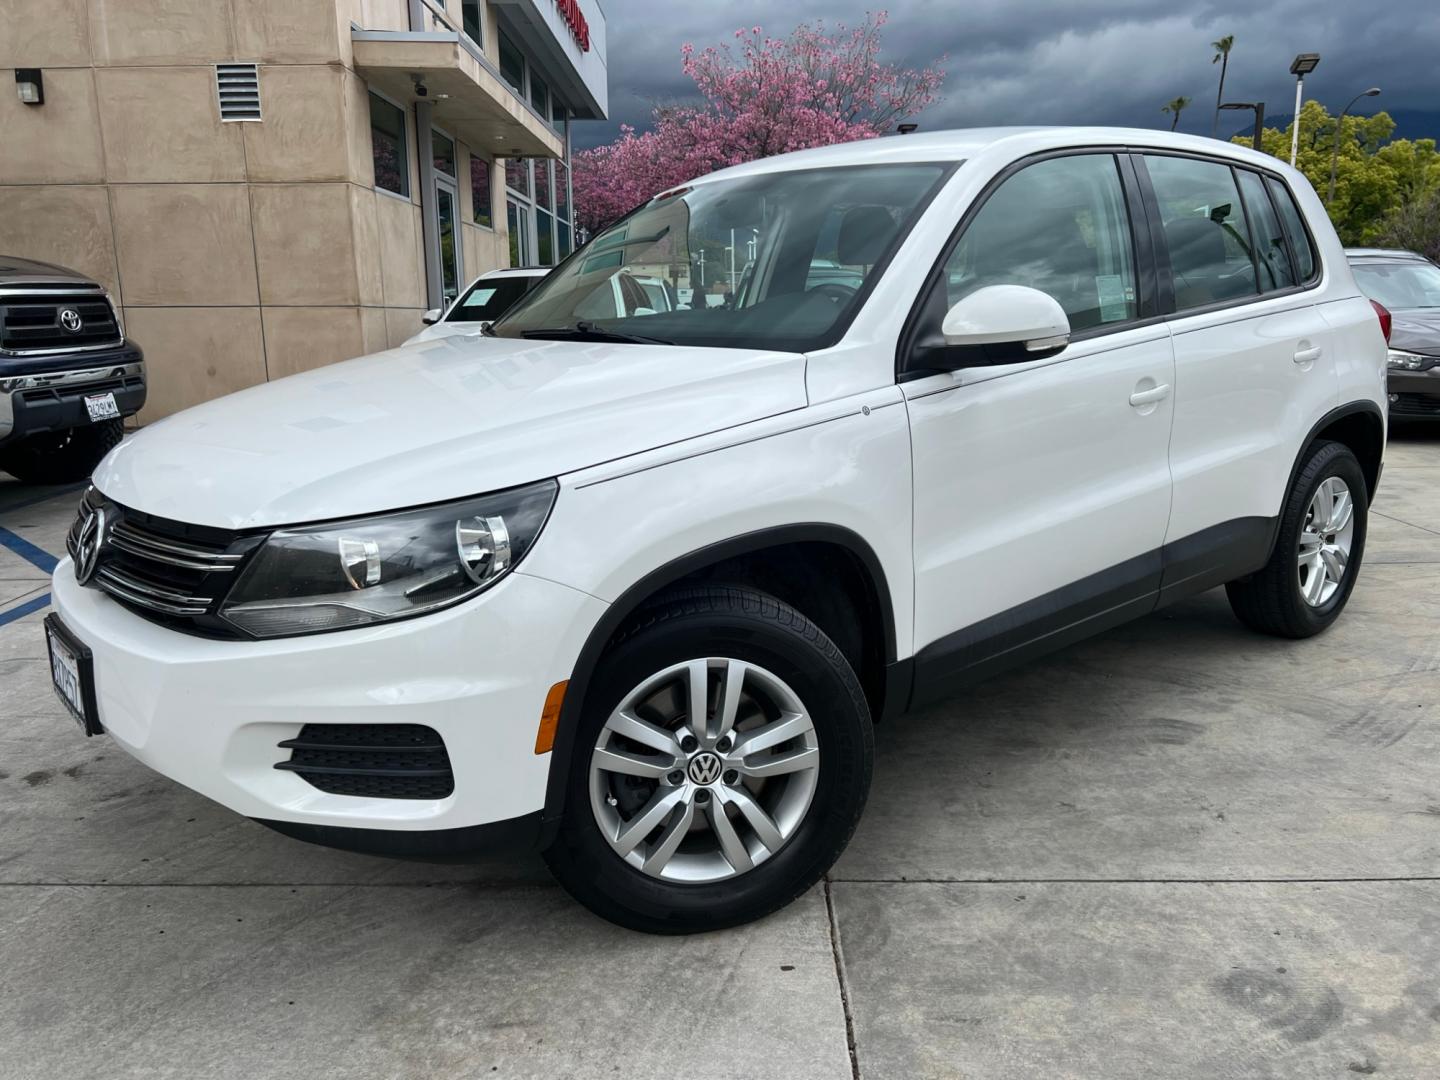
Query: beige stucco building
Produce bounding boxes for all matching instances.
[0,0,607,419]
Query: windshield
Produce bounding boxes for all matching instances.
[446,276,540,322]
[493,162,951,351]
[1352,260,1440,310]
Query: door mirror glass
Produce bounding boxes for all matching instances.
[422,308,442,325]
[941,285,1071,363]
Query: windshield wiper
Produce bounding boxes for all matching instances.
[520,321,674,346]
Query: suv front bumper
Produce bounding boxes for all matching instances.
[50,557,606,853]
[0,345,145,445]
[1389,366,1440,419]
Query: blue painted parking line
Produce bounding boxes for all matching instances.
[0,592,50,627]
[0,526,59,575]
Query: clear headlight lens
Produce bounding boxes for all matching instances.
[219,480,557,638]
[1386,349,1430,371]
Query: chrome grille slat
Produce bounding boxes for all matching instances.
[107,524,241,572]
[95,566,213,617]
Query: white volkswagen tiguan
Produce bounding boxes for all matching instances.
[47,129,1388,932]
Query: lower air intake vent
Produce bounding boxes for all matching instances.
[275,724,454,800]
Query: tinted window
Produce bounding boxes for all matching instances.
[1266,176,1318,282]
[461,0,482,46]
[446,277,535,322]
[432,130,455,177]
[499,32,525,93]
[942,154,1137,332]
[369,93,408,197]
[470,154,492,228]
[1236,169,1296,291]
[1146,155,1257,310]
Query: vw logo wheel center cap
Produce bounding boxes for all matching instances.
[686,750,723,786]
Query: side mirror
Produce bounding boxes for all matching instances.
[937,285,1071,366]
[422,308,442,326]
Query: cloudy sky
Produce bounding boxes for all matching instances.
[576,0,1436,149]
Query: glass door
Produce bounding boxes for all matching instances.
[436,179,461,302]
[507,198,532,267]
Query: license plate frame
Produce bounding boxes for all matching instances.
[44,614,103,737]
[84,391,120,422]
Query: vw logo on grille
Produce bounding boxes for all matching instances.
[687,750,723,786]
[58,308,84,334]
[73,506,107,586]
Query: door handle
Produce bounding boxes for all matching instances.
[1129,383,1172,407]
[1293,345,1323,364]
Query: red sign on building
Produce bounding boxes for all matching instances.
[554,0,590,52]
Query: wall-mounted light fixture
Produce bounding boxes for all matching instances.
[15,68,44,106]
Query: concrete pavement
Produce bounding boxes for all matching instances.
[1,427,1438,1078]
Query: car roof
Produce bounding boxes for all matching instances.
[691,126,1291,186]
[1345,247,1430,262]
[478,267,550,279]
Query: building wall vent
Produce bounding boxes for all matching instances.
[216,63,261,122]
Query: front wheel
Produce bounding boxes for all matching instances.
[1226,440,1368,638]
[543,585,873,934]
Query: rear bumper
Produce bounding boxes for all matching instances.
[0,346,145,444]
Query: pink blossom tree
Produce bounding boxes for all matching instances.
[572,12,945,233]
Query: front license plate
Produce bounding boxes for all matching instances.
[44,614,103,736]
[84,391,120,422]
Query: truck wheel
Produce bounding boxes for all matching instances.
[544,585,874,934]
[1226,440,1368,638]
[0,419,124,485]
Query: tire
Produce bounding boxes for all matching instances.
[0,419,123,484]
[543,584,874,934]
[1226,440,1368,638]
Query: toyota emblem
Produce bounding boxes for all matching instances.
[73,506,107,586]
[59,307,84,334]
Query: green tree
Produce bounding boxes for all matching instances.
[1376,191,1440,262]
[1210,34,1234,137]
[1238,100,1440,244]
[1161,96,1192,131]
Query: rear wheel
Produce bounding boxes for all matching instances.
[0,419,123,484]
[543,585,873,933]
[1226,440,1367,638]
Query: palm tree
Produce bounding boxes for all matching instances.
[1210,34,1235,137]
[1162,96,1192,131]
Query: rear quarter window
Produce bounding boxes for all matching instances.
[1264,176,1318,282]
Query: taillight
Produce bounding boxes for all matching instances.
[1370,299,1392,344]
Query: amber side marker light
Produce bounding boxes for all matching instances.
[535,680,568,754]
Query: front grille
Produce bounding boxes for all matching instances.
[66,491,259,635]
[17,372,145,406]
[275,725,455,800]
[1,291,121,352]
[1391,392,1440,418]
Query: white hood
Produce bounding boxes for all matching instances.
[96,334,806,529]
[402,320,489,346]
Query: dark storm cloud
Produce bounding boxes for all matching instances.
[578,0,1438,148]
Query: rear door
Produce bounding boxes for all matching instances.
[1134,153,1338,600]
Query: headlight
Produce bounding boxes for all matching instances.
[1387,349,1432,371]
[219,480,557,638]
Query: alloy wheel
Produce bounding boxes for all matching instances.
[1297,476,1355,607]
[588,657,820,884]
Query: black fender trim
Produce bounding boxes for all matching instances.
[538,523,898,846]
[1267,400,1386,556]
[255,811,542,863]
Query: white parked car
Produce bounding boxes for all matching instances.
[403,266,549,345]
[47,128,1387,933]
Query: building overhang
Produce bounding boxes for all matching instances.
[352,30,564,159]
[492,0,608,120]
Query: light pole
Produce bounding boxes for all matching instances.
[1289,53,1320,166]
[1328,87,1381,205]
[1220,101,1265,152]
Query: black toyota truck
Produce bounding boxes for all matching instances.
[0,256,145,484]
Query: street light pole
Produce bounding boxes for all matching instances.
[1219,101,1265,152]
[1288,53,1321,165]
[1328,87,1382,205]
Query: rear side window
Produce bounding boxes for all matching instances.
[1145,155,1257,311]
[940,154,1138,332]
[1235,169,1297,292]
[1265,176,1318,282]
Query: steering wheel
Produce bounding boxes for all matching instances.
[808,282,860,303]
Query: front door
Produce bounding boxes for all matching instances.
[435,176,462,304]
[903,152,1176,703]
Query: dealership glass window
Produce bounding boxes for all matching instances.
[470,153,493,228]
[369,92,409,197]
[499,31,525,94]
[530,72,549,121]
[942,154,1137,332]
[432,129,456,178]
[1144,154,1259,311]
[461,0,482,47]
[507,199,532,267]
[505,156,530,198]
